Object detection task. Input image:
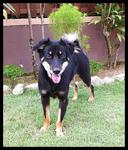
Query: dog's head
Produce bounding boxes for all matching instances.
[33,38,76,84]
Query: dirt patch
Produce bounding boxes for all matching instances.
[72,62,125,82]
[97,62,125,79]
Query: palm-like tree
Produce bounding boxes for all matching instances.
[3,3,16,19]
[26,3,38,79]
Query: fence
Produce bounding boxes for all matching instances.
[3,17,125,72]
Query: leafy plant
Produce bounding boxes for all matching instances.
[89,3,125,68]
[49,3,90,51]
[3,3,16,19]
[3,64,25,80]
[80,34,90,51]
[90,60,103,75]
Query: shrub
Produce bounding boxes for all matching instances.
[90,60,103,75]
[49,3,85,39]
[89,3,125,68]
[3,64,25,80]
[49,3,90,51]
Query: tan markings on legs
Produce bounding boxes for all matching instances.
[56,108,63,137]
[43,105,50,128]
[39,105,50,132]
[58,91,65,96]
[72,84,78,100]
[87,86,95,102]
[56,108,62,129]
[41,89,47,95]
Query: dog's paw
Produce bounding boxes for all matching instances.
[35,126,48,136]
[88,97,95,102]
[39,126,48,133]
[72,96,78,100]
[56,128,64,137]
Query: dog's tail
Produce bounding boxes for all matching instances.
[62,32,78,42]
[62,32,81,48]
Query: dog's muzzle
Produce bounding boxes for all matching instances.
[51,67,61,84]
[42,58,68,84]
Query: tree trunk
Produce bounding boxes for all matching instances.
[103,26,113,69]
[113,47,119,68]
[27,3,38,79]
[40,3,45,39]
[104,35,113,69]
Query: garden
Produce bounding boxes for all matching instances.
[3,3,125,147]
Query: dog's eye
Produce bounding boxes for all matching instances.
[59,51,62,55]
[49,51,52,55]
[46,51,52,59]
[58,51,66,59]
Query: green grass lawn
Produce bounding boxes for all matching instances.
[3,81,125,147]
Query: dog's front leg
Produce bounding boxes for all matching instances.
[39,94,50,132]
[56,98,68,137]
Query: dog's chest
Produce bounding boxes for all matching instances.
[41,85,65,98]
[49,86,64,98]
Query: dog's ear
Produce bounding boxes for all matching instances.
[59,38,69,46]
[33,38,50,53]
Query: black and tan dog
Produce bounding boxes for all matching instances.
[33,33,94,137]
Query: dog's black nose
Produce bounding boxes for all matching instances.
[53,68,60,74]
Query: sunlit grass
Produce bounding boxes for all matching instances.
[3,81,125,147]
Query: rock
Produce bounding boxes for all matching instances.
[103,77,115,84]
[25,83,38,90]
[12,84,25,95]
[112,73,125,81]
[91,76,104,86]
[3,85,11,94]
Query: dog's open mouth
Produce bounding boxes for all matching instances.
[51,73,61,84]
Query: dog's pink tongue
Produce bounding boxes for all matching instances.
[51,74,61,84]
